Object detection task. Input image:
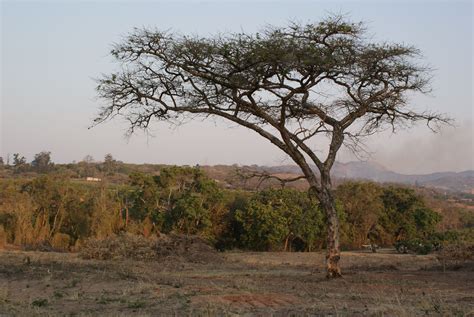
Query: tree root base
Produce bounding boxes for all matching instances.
[326,271,343,279]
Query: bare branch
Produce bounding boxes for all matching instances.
[94,16,451,194]
[234,167,306,190]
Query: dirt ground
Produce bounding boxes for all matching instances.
[0,249,473,316]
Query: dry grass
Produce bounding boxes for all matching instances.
[79,233,221,264]
[80,234,157,261]
[0,249,473,316]
[436,243,474,271]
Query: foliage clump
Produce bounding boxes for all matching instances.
[337,182,443,251]
[0,166,471,258]
[234,189,323,251]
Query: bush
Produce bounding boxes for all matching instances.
[233,188,323,251]
[395,238,442,255]
[436,243,474,269]
[50,233,71,251]
[235,199,288,251]
[395,230,472,255]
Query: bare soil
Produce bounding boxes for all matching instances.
[0,249,473,316]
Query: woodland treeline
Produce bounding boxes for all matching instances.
[1,158,473,253]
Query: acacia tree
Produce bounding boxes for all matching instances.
[95,16,448,277]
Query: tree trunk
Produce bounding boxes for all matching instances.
[320,190,342,278]
[284,234,289,252]
[125,205,129,228]
[311,170,342,278]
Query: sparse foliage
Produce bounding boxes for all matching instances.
[103,153,117,175]
[13,153,28,174]
[95,16,449,277]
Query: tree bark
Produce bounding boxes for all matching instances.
[312,169,342,278]
[320,188,342,278]
[284,234,289,252]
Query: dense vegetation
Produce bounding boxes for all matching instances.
[1,154,472,253]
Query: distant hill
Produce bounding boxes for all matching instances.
[337,162,473,193]
[2,157,471,193]
[237,161,474,193]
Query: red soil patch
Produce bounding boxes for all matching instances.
[192,293,301,308]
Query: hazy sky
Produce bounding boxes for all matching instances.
[1,0,473,174]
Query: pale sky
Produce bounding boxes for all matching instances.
[1,0,473,174]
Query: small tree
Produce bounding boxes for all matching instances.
[103,153,117,175]
[12,153,28,174]
[13,153,26,166]
[380,186,442,244]
[95,16,449,277]
[235,188,323,251]
[235,199,289,251]
[78,155,97,178]
[83,155,94,164]
[31,151,54,173]
[336,182,384,248]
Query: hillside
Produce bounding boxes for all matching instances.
[1,158,472,193]
[241,161,474,193]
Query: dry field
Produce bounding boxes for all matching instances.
[0,249,473,316]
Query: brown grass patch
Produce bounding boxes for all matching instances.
[436,243,474,270]
[79,233,222,263]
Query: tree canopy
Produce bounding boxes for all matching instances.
[95,16,449,277]
[96,17,447,182]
